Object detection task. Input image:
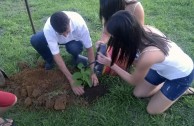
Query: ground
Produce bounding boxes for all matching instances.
[3,61,109,110]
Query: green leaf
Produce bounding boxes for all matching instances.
[85,77,92,87]
[72,72,82,80]
[74,80,83,86]
[77,63,84,70]
[73,63,92,87]
[80,69,83,74]
[82,73,87,79]
[83,74,89,81]
[88,82,92,87]
[85,69,91,75]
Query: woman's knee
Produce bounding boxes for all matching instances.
[133,89,146,98]
[146,91,174,115]
[146,105,164,115]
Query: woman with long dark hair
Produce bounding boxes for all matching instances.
[97,0,144,75]
[99,0,144,26]
[97,10,194,115]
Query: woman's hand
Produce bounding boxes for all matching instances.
[95,40,105,49]
[97,52,112,67]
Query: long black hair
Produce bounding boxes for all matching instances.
[99,0,125,25]
[99,0,139,25]
[106,10,169,68]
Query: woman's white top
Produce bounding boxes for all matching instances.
[150,42,193,80]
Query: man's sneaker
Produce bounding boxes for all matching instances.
[45,62,54,70]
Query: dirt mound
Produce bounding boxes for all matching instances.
[5,66,87,110]
[2,61,109,110]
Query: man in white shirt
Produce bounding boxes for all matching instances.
[30,11,99,95]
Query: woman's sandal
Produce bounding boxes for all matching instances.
[0,118,15,126]
[184,87,194,95]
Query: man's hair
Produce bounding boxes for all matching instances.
[50,11,70,33]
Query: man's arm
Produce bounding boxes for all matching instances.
[53,53,85,95]
[86,47,99,86]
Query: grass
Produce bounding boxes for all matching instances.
[0,0,194,126]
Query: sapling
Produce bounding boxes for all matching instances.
[72,63,92,87]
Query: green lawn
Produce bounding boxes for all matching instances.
[0,0,194,126]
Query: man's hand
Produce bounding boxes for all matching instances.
[53,54,85,95]
[70,82,85,95]
[86,47,99,86]
[91,73,99,86]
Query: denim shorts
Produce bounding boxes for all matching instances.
[145,69,194,101]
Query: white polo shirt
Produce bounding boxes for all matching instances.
[43,11,92,55]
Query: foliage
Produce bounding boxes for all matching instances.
[72,63,92,87]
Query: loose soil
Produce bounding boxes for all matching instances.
[2,61,109,110]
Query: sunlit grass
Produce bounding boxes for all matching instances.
[1,0,194,125]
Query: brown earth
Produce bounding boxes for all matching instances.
[3,61,109,110]
[4,61,88,111]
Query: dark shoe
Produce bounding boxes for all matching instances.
[45,62,54,70]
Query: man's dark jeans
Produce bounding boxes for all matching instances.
[30,31,88,68]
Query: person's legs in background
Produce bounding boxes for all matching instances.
[0,91,17,125]
[30,31,54,70]
[0,91,17,116]
[65,40,88,66]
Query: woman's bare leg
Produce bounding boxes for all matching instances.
[146,91,178,115]
[133,80,163,98]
